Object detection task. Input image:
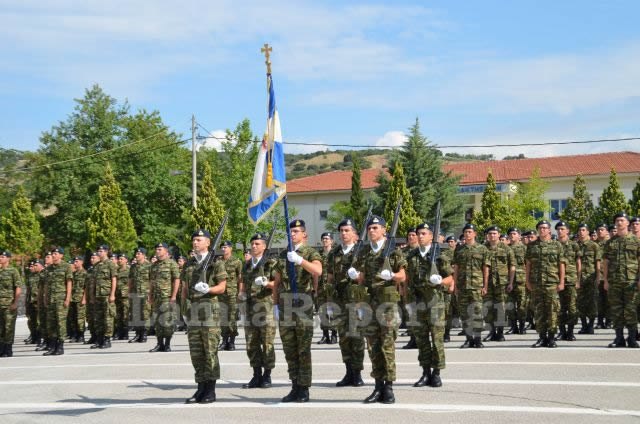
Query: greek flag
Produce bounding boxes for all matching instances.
[248,74,287,224]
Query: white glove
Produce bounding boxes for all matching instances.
[194,282,210,294]
[287,251,304,265]
[380,269,393,281]
[254,276,268,287]
[429,274,443,286]
[347,267,360,280]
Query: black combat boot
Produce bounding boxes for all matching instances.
[443,328,451,342]
[100,337,112,349]
[75,331,85,343]
[472,336,484,348]
[149,337,164,352]
[532,334,547,348]
[402,335,417,349]
[483,329,495,342]
[364,379,383,403]
[330,330,338,344]
[460,335,473,349]
[227,336,235,351]
[243,367,263,389]
[282,381,299,402]
[148,327,156,336]
[429,368,442,387]
[595,317,604,329]
[139,329,148,343]
[185,382,205,404]
[555,325,566,341]
[219,336,228,350]
[317,329,330,344]
[198,380,216,403]
[547,331,557,348]
[163,336,172,352]
[381,381,395,404]
[578,317,587,334]
[413,367,430,387]
[129,329,140,343]
[90,336,103,349]
[519,320,527,334]
[352,368,364,387]
[85,334,96,345]
[627,327,639,348]
[43,340,58,356]
[0,342,5,357]
[586,318,595,334]
[604,318,611,329]
[608,328,626,348]
[2,344,12,358]
[24,334,33,344]
[566,325,576,341]
[261,368,272,388]
[296,386,309,403]
[53,341,64,355]
[494,327,505,342]
[336,364,353,387]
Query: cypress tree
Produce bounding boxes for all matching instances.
[350,154,366,228]
[383,163,421,236]
[628,177,640,218]
[560,174,595,229]
[0,186,44,257]
[471,170,504,232]
[86,163,138,252]
[595,168,629,226]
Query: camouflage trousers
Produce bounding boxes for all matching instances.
[47,299,69,342]
[364,302,399,382]
[220,291,239,338]
[598,282,610,321]
[94,297,115,338]
[26,301,39,335]
[245,300,276,369]
[115,285,129,331]
[188,325,221,382]
[0,305,17,344]
[153,300,176,338]
[68,301,86,335]
[607,284,638,329]
[130,293,151,330]
[86,302,95,336]
[414,294,446,370]
[508,283,528,323]
[484,281,507,330]
[334,299,365,371]
[279,302,314,387]
[458,288,483,337]
[444,292,455,332]
[318,286,336,331]
[532,285,560,335]
[39,305,48,340]
[558,284,578,326]
[577,276,598,320]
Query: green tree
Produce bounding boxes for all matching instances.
[325,200,352,232]
[86,163,138,253]
[500,169,551,231]
[471,170,505,232]
[383,163,421,236]
[628,177,640,218]
[560,174,594,230]
[0,186,44,258]
[594,168,629,226]
[350,154,367,227]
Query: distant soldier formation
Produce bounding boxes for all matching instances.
[0,209,639,406]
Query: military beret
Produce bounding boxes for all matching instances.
[107,253,115,258]
[67,259,74,264]
[155,242,169,250]
[134,247,147,255]
[45,251,52,256]
[321,232,332,239]
[406,227,417,235]
[555,220,569,230]
[614,212,630,221]
[188,249,195,255]
[250,232,266,242]
[192,229,211,239]
[462,223,476,231]
[521,230,531,237]
[73,256,83,262]
[178,255,186,261]
[530,230,538,235]
[337,218,355,229]
[97,244,110,251]
[289,219,305,229]
[367,215,386,227]
[34,259,44,265]
[0,250,11,257]
[90,251,99,257]
[536,220,551,228]
[589,230,596,236]
[577,223,589,229]
[551,234,558,240]
[608,225,616,231]
[596,222,607,230]
[117,253,128,260]
[484,225,500,234]
[416,223,431,231]
[52,247,64,254]
[500,234,507,239]
[221,241,233,248]
[244,248,251,254]
[445,236,456,242]
[631,217,640,223]
[507,227,520,234]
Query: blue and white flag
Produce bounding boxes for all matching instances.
[248,74,287,224]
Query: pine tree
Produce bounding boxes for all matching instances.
[0,186,44,257]
[560,174,594,230]
[471,170,505,232]
[594,168,629,226]
[383,163,421,236]
[628,177,640,218]
[350,154,366,228]
[86,163,138,252]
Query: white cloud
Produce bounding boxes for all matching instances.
[199,130,227,151]
[376,131,407,148]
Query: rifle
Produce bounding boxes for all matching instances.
[429,201,442,277]
[382,198,403,261]
[256,216,279,268]
[200,210,230,282]
[350,203,374,267]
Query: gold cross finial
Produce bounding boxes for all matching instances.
[261,43,272,74]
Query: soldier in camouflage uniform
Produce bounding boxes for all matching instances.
[43,247,73,356]
[483,226,515,342]
[0,251,22,357]
[115,254,130,340]
[577,223,600,334]
[24,260,41,345]
[407,223,454,389]
[632,217,640,341]
[220,241,242,351]
[176,255,187,332]
[275,219,323,403]
[91,245,117,349]
[400,228,419,350]
[69,256,87,343]
[316,232,337,345]
[555,221,582,341]
[349,215,407,405]
[183,229,228,404]
[83,252,99,345]
[129,248,151,343]
[442,236,458,342]
[507,228,528,335]
[148,242,180,352]
[453,224,490,348]
[35,252,52,351]
[603,213,640,348]
[239,232,277,389]
[326,218,365,387]
[595,223,610,329]
[526,220,566,348]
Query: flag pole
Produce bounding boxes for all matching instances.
[261,43,297,295]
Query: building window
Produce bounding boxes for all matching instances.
[319,210,328,220]
[530,210,544,219]
[550,199,568,220]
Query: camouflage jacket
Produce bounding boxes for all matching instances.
[525,239,566,286]
[325,243,359,303]
[406,245,452,301]
[94,259,117,298]
[453,242,489,290]
[510,242,527,285]
[603,233,640,285]
[130,261,151,295]
[72,269,87,302]
[579,239,601,280]
[487,243,515,286]
[222,256,242,295]
[242,256,276,303]
[353,240,407,304]
[0,266,21,306]
[46,262,73,301]
[559,239,581,285]
[26,272,41,303]
[117,264,130,289]
[276,245,322,295]
[150,257,180,301]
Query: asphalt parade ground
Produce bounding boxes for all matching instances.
[1,317,639,424]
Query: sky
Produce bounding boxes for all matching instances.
[1,0,639,158]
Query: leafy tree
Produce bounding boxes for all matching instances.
[499,169,550,231]
[383,163,421,236]
[560,174,595,230]
[86,163,138,253]
[594,168,629,226]
[325,200,352,232]
[628,176,640,218]
[0,186,44,258]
